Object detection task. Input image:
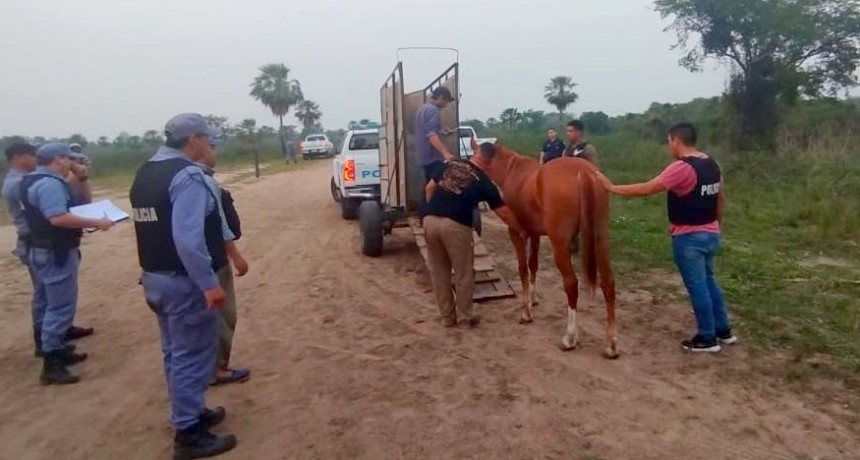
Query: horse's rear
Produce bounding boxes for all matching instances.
[537,158,618,358]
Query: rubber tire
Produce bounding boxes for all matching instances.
[472,208,483,237]
[331,178,341,203]
[359,201,384,257]
[341,198,359,220]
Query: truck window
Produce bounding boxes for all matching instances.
[307,135,326,142]
[349,133,380,150]
[458,128,475,138]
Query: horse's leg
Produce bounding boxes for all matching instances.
[527,236,540,307]
[549,235,579,351]
[508,229,533,324]
[596,216,619,359]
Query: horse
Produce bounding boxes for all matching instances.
[471,139,619,359]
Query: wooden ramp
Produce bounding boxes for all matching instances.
[409,218,517,302]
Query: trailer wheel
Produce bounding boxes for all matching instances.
[359,201,384,257]
[472,208,483,237]
[341,198,359,220]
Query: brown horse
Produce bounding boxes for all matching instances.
[472,140,618,358]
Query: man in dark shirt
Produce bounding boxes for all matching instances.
[424,143,524,329]
[539,128,566,164]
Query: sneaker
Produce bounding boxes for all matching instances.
[174,423,237,460]
[65,325,95,341]
[717,330,739,346]
[200,407,226,429]
[681,335,721,353]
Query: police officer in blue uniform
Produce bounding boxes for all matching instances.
[3,143,98,359]
[539,128,566,164]
[19,143,114,385]
[129,113,237,460]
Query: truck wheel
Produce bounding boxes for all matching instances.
[331,178,341,203]
[359,201,384,257]
[472,208,483,237]
[341,198,359,220]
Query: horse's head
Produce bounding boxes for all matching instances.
[469,138,519,188]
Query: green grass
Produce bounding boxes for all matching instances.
[596,134,860,391]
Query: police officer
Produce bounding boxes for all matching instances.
[129,113,237,459]
[3,143,97,359]
[19,143,114,384]
[539,128,566,164]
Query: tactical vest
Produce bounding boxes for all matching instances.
[19,173,82,252]
[667,156,721,226]
[129,158,227,274]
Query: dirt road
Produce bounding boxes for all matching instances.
[0,161,856,460]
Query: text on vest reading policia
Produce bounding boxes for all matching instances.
[700,182,720,196]
[133,207,159,222]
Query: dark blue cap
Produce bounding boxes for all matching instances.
[36,143,86,161]
[165,113,223,144]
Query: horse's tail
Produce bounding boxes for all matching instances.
[578,170,599,293]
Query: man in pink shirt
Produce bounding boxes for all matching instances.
[595,123,737,353]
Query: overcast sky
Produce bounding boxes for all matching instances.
[0,0,728,139]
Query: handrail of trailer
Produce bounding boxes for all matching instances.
[380,62,404,208]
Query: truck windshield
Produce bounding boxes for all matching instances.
[349,133,380,150]
[307,135,326,142]
[458,128,474,138]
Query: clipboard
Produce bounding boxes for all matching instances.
[70,200,130,232]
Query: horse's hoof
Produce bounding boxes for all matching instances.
[603,348,621,360]
[558,337,577,351]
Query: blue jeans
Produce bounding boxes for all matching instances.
[671,232,731,341]
[142,272,218,430]
[29,248,79,352]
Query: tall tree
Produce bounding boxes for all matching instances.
[655,0,860,148]
[250,63,304,156]
[580,111,612,135]
[295,100,323,133]
[143,130,163,146]
[544,76,579,123]
[499,108,522,131]
[67,133,88,147]
[97,136,110,147]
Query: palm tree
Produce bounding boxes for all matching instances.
[250,63,303,155]
[544,76,579,123]
[295,100,323,134]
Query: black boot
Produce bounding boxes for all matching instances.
[40,351,80,385]
[35,343,77,359]
[56,346,88,365]
[65,325,94,341]
[200,407,226,428]
[33,327,42,358]
[173,423,237,460]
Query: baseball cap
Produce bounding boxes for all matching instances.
[431,86,455,102]
[165,113,224,144]
[36,143,86,161]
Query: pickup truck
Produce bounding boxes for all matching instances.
[331,128,381,219]
[457,126,497,158]
[301,134,336,160]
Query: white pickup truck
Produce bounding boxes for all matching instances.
[457,126,497,158]
[331,128,381,219]
[302,133,336,160]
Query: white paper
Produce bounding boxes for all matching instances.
[70,199,130,223]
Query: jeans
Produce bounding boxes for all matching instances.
[29,248,80,352]
[142,272,218,430]
[671,232,731,342]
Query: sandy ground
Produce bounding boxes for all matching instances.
[0,161,857,460]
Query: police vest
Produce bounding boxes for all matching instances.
[129,158,227,273]
[564,142,590,157]
[221,188,241,240]
[667,156,721,226]
[19,173,82,251]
